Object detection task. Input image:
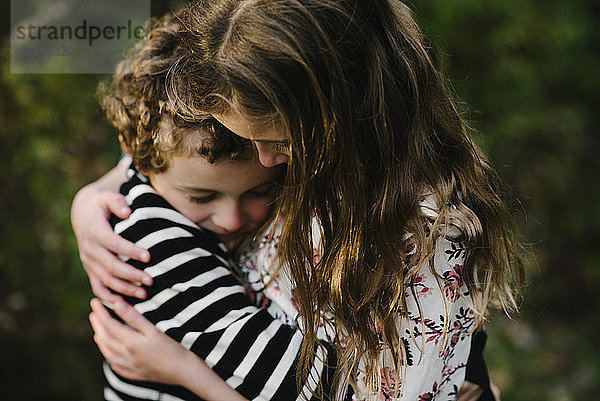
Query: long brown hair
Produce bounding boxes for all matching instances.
[169,0,524,398]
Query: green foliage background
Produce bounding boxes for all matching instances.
[0,1,598,399]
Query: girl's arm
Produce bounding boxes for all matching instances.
[90,299,248,401]
[71,160,153,303]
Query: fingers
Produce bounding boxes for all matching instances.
[80,224,152,297]
[491,382,501,401]
[89,298,136,340]
[78,190,150,264]
[89,298,148,367]
[90,307,121,362]
[113,300,156,334]
[89,273,124,305]
[108,260,152,285]
[104,192,132,220]
[456,381,485,401]
[99,256,150,297]
[83,247,150,298]
[90,298,188,387]
[90,311,145,382]
[90,298,154,337]
[107,360,145,382]
[95,217,150,264]
[91,319,118,360]
[72,186,152,298]
[89,298,159,380]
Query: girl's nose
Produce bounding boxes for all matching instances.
[254,142,290,167]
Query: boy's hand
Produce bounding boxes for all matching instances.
[90,299,249,400]
[457,380,501,401]
[456,381,484,401]
[72,184,152,302]
[90,298,191,384]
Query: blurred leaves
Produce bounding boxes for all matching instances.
[0,42,119,398]
[0,0,598,399]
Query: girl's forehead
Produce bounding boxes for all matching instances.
[213,112,287,142]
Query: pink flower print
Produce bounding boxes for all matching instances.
[418,285,433,298]
[380,367,398,399]
[258,295,271,309]
[290,296,300,312]
[449,319,464,347]
[264,233,276,244]
[452,264,464,283]
[442,265,464,302]
[418,392,434,401]
[312,247,322,266]
[409,273,433,299]
[271,283,283,296]
[443,283,459,302]
[450,331,460,347]
[418,381,439,400]
[452,319,464,330]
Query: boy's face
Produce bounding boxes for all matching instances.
[149,154,280,250]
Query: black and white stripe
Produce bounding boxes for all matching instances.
[103,167,334,401]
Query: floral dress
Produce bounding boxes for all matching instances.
[239,201,475,401]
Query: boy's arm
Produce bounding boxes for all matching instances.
[90,298,248,401]
[71,159,153,303]
[111,183,333,399]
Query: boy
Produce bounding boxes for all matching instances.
[96,15,333,401]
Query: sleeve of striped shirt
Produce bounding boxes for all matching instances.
[105,171,335,401]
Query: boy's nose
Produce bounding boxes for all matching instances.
[213,202,244,233]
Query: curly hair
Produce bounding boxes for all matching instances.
[98,14,250,173]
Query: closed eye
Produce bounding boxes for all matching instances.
[189,193,217,204]
[272,142,290,153]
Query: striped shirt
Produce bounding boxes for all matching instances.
[103,166,335,401]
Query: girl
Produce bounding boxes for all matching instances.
[75,0,521,399]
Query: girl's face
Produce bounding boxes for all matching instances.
[213,112,290,167]
[149,154,280,250]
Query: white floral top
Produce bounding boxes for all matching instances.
[239,206,474,401]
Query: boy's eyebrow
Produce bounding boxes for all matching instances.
[181,187,216,194]
[180,179,275,194]
[245,179,276,191]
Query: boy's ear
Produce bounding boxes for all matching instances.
[118,134,147,174]
[118,134,133,156]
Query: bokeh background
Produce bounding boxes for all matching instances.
[1,0,598,399]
